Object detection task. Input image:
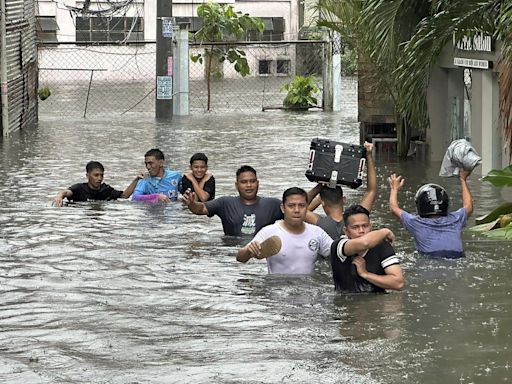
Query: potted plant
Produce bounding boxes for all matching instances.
[281,75,319,110]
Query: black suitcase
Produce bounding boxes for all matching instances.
[305,138,366,189]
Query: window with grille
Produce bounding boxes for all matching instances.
[258,60,272,75]
[75,16,144,42]
[276,59,290,75]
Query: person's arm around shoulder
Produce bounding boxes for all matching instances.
[388,173,405,220]
[184,172,212,202]
[53,189,73,207]
[341,228,395,256]
[181,188,209,215]
[459,169,473,217]
[352,257,404,290]
[360,142,377,211]
[201,174,215,200]
[121,172,145,199]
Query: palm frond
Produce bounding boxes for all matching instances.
[496,1,512,159]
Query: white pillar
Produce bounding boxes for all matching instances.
[173,26,189,116]
[332,32,342,112]
[471,69,501,175]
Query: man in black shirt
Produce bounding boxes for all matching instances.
[53,161,142,206]
[330,204,404,293]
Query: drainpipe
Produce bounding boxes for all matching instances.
[0,0,9,136]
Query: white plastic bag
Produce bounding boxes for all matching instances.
[439,138,481,177]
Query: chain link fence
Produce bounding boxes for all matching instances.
[37,40,327,117]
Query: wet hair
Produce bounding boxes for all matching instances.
[320,186,343,205]
[343,204,370,225]
[190,152,208,165]
[282,187,308,204]
[144,148,165,160]
[86,161,104,173]
[236,165,257,179]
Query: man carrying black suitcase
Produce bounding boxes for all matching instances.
[305,141,377,239]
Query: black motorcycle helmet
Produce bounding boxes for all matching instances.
[415,183,449,217]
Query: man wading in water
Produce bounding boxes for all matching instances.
[182,165,283,236]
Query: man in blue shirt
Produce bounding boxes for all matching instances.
[132,148,181,203]
[388,169,473,258]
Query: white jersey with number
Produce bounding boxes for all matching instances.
[253,220,333,274]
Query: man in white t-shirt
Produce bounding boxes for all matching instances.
[237,187,333,274]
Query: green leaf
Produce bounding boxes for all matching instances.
[475,202,512,225]
[482,225,512,240]
[482,165,512,188]
[468,218,501,232]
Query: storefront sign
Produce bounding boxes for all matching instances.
[454,33,493,52]
[454,57,490,69]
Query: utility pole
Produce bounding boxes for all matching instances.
[156,0,173,119]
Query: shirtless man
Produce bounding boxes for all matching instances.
[237,187,332,274]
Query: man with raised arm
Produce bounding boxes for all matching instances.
[182,165,283,236]
[306,141,377,239]
[388,169,473,258]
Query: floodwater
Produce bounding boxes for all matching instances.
[1,95,512,383]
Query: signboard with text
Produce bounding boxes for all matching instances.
[162,19,173,39]
[157,76,173,99]
[453,57,491,69]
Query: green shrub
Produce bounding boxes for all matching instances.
[38,86,51,101]
[282,75,319,109]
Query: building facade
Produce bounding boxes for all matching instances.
[36,0,301,44]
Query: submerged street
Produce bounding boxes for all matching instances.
[0,102,511,383]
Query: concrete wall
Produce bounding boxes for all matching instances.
[426,66,465,162]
